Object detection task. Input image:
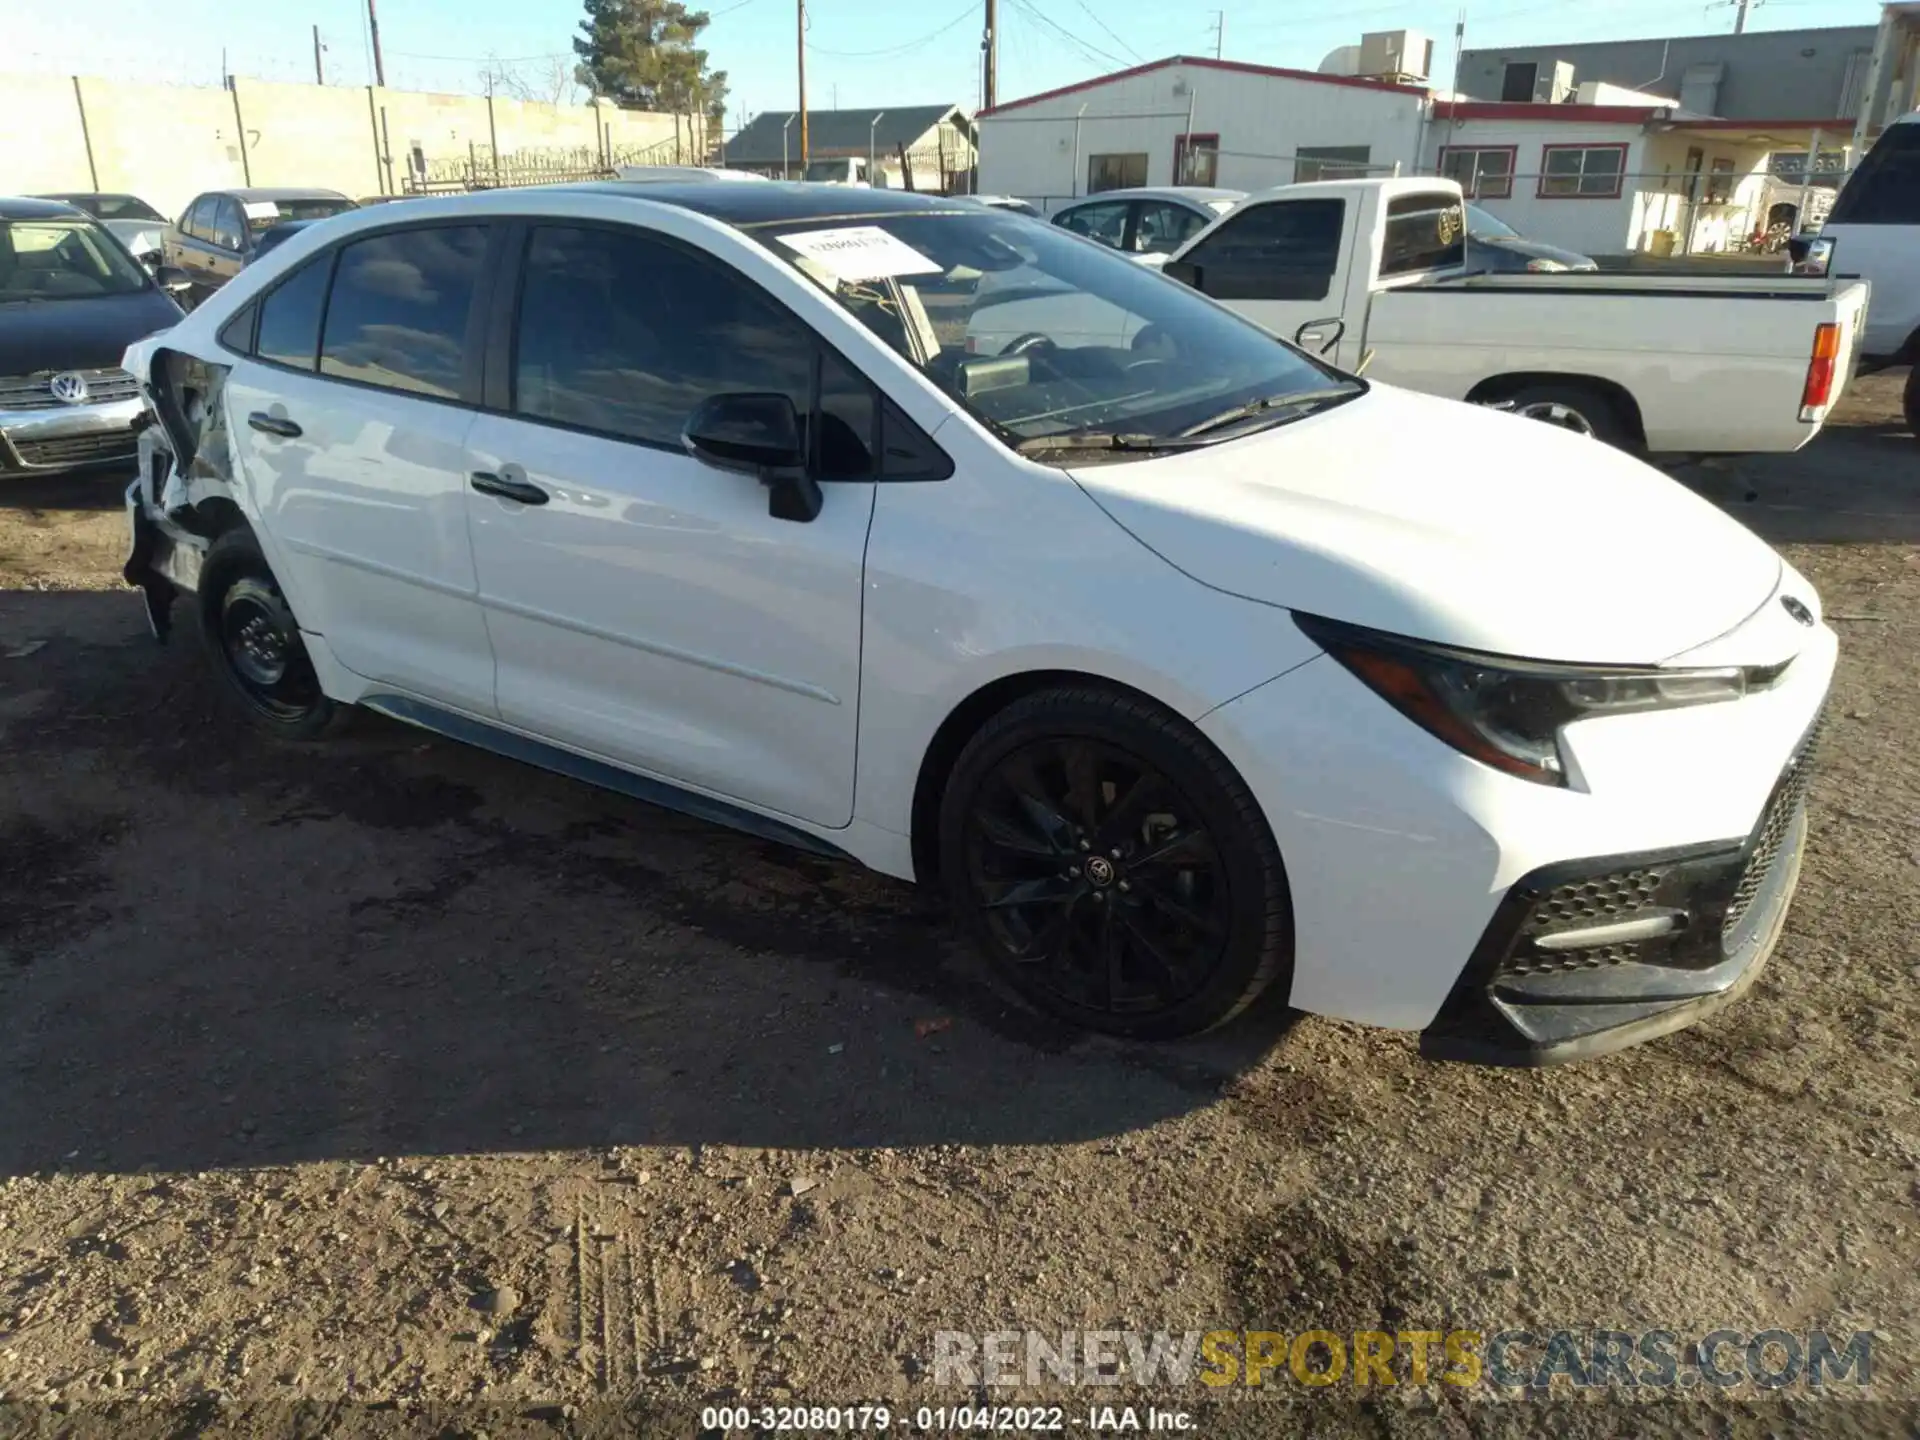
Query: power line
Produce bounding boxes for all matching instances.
[1006,0,1129,71]
[1071,0,1143,63]
[809,3,975,58]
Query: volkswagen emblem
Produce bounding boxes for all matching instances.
[1780,595,1815,627]
[48,372,90,405]
[1084,855,1116,888]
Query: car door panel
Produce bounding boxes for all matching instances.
[226,222,498,716]
[465,417,874,825]
[463,221,872,829]
[1172,197,1354,365]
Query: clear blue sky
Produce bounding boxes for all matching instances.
[0,0,1883,132]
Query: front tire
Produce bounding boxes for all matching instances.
[938,686,1291,1039]
[198,529,342,740]
[1503,383,1631,449]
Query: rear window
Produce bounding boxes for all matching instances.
[1827,122,1920,226]
[1380,192,1466,277]
[245,198,356,235]
[318,225,487,399]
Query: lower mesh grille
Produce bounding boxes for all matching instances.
[1523,868,1667,936]
[1723,706,1827,937]
[1501,942,1643,979]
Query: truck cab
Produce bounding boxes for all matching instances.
[1159,176,1871,455]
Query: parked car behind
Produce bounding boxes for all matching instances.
[163,188,357,307]
[1051,187,1244,254]
[126,182,1834,1064]
[0,197,183,475]
[1792,109,1919,439]
[33,192,169,264]
[966,195,1042,217]
[1465,203,1598,273]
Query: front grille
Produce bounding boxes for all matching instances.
[9,430,138,469]
[0,367,141,411]
[1723,707,1828,937]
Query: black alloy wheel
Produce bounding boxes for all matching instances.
[941,687,1290,1038]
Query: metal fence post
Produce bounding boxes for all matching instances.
[71,78,99,191]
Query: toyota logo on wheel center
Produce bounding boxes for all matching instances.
[1084,856,1116,888]
[48,372,90,405]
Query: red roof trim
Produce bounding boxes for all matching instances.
[1434,102,1666,123]
[979,55,1426,118]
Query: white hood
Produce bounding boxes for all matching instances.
[1074,384,1784,664]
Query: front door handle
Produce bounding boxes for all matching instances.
[247,411,302,438]
[1293,317,1346,356]
[470,470,550,506]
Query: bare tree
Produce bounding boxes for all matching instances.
[479,54,586,107]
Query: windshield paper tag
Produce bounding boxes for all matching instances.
[777,226,941,281]
[241,201,281,220]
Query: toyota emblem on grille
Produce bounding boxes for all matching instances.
[1780,596,1815,627]
[48,372,90,405]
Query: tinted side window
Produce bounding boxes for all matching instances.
[319,225,487,399]
[256,256,333,370]
[1827,123,1920,225]
[512,224,813,449]
[1181,199,1346,302]
[1056,202,1129,248]
[212,199,246,251]
[1380,193,1465,277]
[217,301,258,355]
[185,198,216,240]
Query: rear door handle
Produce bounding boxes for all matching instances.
[247,412,302,438]
[470,470,549,506]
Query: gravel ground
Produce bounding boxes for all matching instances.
[0,375,1915,1437]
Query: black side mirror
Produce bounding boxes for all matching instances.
[1161,259,1203,291]
[681,392,822,523]
[155,266,193,295]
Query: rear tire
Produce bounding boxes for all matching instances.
[197,528,343,741]
[938,685,1291,1039]
[1503,383,1631,449]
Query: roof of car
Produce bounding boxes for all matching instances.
[0,196,88,220]
[553,180,982,227]
[1057,187,1246,210]
[202,187,353,203]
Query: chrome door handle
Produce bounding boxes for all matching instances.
[247,412,302,438]
[470,470,550,506]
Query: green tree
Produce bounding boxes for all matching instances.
[573,0,729,125]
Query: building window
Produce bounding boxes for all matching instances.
[1087,152,1147,193]
[1501,62,1538,103]
[1704,157,1737,205]
[1294,145,1372,184]
[1539,144,1628,199]
[1437,145,1516,200]
[1174,133,1219,187]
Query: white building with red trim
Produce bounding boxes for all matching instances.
[975,54,1851,257]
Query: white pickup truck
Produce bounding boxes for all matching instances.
[1151,177,1870,454]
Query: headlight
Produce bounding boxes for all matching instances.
[1294,614,1754,787]
[1525,258,1569,273]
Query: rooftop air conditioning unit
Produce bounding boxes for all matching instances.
[1539,60,1576,103]
[1358,29,1435,84]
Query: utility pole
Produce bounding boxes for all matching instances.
[1733,0,1750,33]
[1210,12,1224,61]
[367,0,387,87]
[313,25,325,84]
[982,0,998,111]
[797,0,809,167]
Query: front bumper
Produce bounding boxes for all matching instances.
[0,396,144,472]
[1419,707,1822,1065]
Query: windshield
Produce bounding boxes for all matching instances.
[245,198,355,236]
[755,208,1355,456]
[64,194,164,222]
[1466,204,1519,240]
[0,219,151,301]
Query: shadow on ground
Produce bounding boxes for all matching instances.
[0,590,1310,1180]
[0,467,133,514]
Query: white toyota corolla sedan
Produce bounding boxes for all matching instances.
[122,184,1835,1064]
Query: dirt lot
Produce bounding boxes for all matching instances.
[0,377,1916,1437]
